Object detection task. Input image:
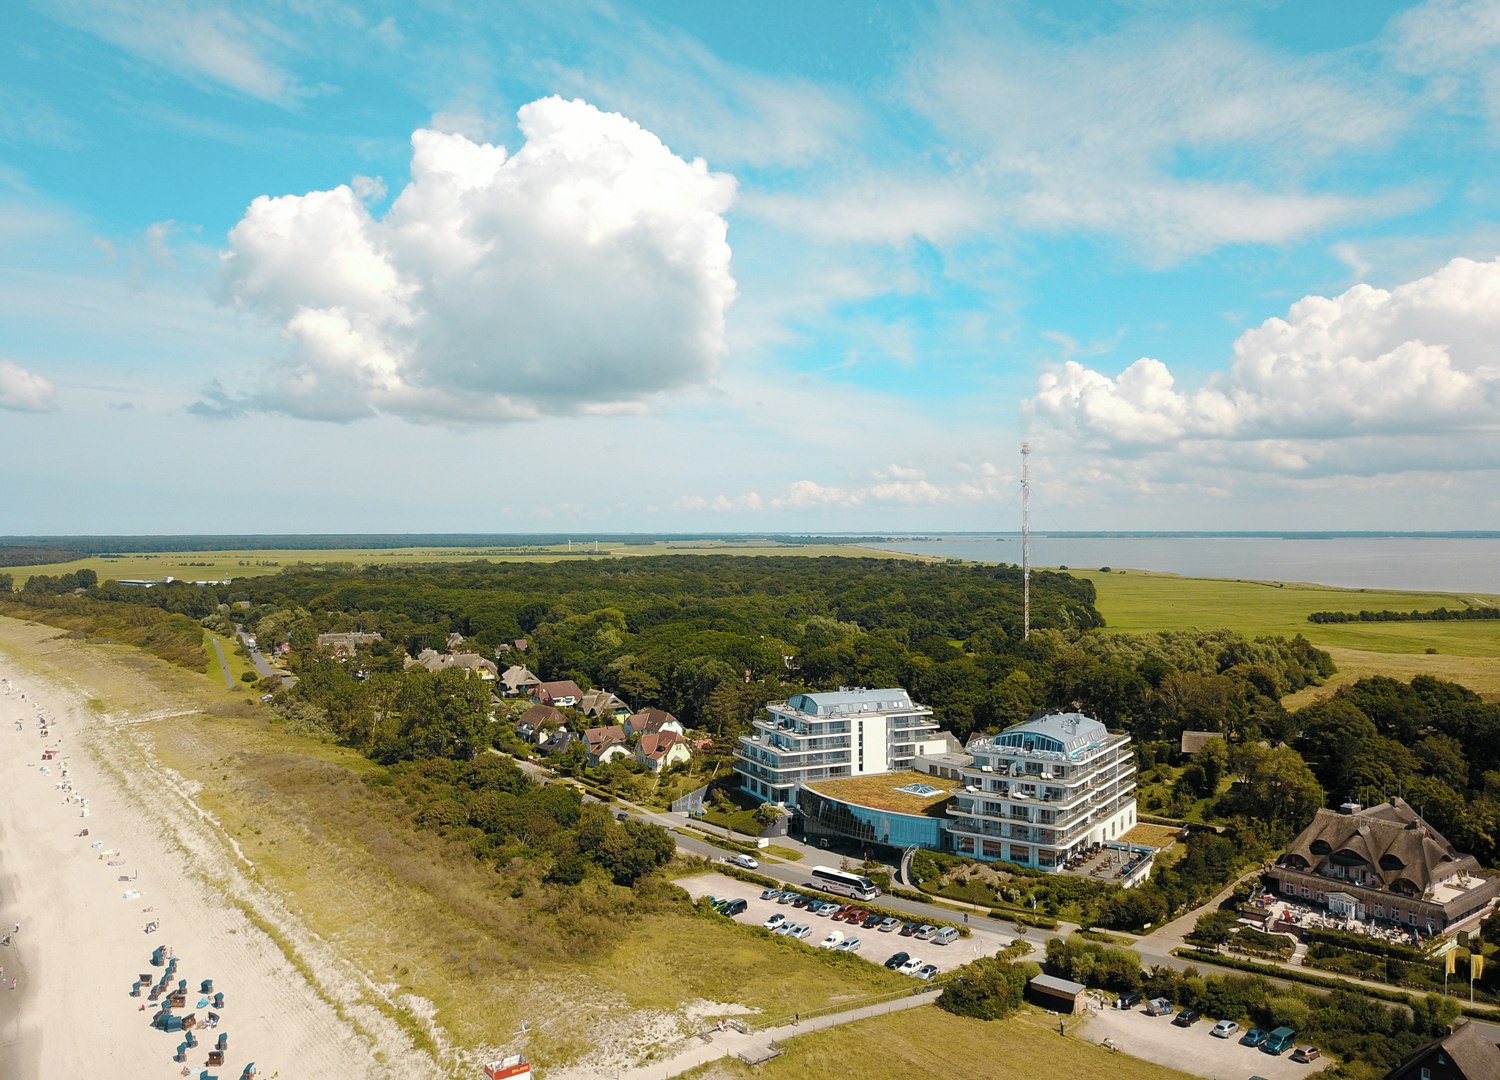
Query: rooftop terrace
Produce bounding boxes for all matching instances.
[803,770,960,816]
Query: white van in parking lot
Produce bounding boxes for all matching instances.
[932,926,961,945]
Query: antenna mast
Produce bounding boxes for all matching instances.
[1021,441,1031,641]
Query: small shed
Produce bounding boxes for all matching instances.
[1179,730,1220,756]
[1027,973,1086,1014]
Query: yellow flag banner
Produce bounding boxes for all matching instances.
[1472,953,1485,981]
[1446,950,1457,975]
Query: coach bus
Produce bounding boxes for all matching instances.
[810,865,880,901]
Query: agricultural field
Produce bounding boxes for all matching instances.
[0,540,904,589]
[1072,569,1500,701]
[680,1005,1202,1080]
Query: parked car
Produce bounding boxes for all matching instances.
[761,887,783,901]
[899,921,920,936]
[819,930,846,949]
[791,894,811,908]
[1172,1009,1201,1028]
[1210,1020,1239,1039]
[914,924,938,940]
[861,913,883,930]
[885,951,911,970]
[1261,1027,1298,1056]
[837,937,862,952]
[778,892,799,905]
[898,957,925,975]
[773,922,795,936]
[1291,1047,1321,1064]
[787,923,812,940]
[729,853,759,869]
[914,964,940,981]
[1145,997,1174,1017]
[933,926,961,945]
[814,902,840,917]
[719,898,748,917]
[878,917,901,933]
[834,904,856,920]
[1115,992,1143,1011]
[1240,1028,1269,1048]
[763,913,786,931]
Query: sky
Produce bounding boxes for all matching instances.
[2,0,1499,535]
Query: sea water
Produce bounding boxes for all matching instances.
[858,534,1500,594]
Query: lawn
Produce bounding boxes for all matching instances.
[679,1004,1203,1080]
[3,540,907,588]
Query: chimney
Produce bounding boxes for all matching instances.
[1339,801,1362,815]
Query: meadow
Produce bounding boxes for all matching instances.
[1072,569,1500,701]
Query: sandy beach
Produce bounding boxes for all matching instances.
[0,641,434,1079]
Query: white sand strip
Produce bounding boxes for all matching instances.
[0,649,434,1079]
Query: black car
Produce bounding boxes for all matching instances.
[885,951,911,970]
[1172,1009,1201,1028]
[899,921,920,936]
[861,913,883,930]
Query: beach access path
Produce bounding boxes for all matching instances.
[0,645,431,1079]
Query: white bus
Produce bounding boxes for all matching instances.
[810,865,879,901]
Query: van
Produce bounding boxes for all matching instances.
[1115,992,1142,1011]
[1261,1027,1297,1055]
[719,898,748,917]
[932,926,961,945]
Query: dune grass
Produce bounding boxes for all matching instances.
[678,1005,1202,1080]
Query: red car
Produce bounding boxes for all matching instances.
[834,905,856,920]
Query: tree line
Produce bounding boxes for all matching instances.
[1309,606,1500,623]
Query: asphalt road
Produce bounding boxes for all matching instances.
[234,625,278,678]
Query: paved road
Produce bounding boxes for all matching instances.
[209,636,233,689]
[234,625,278,678]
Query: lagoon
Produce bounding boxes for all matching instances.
[859,534,1500,595]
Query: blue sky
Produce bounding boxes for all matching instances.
[3,0,1499,534]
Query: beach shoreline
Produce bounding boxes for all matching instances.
[0,630,430,1079]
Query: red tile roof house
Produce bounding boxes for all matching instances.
[584,725,631,766]
[636,730,692,771]
[529,680,585,709]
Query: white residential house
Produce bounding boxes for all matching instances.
[637,731,692,771]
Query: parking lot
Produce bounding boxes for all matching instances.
[680,872,1019,976]
[1081,1003,1323,1080]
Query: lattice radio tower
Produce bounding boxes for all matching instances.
[1021,441,1031,641]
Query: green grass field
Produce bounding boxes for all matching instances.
[1073,568,1500,701]
[2,540,905,587]
[679,1005,1201,1080]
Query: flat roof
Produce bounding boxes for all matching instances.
[783,688,917,716]
[803,770,960,816]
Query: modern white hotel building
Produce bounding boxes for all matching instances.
[732,688,952,807]
[946,712,1138,870]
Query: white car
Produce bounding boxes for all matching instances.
[819,930,845,949]
[1211,1020,1239,1039]
[898,957,925,975]
[764,913,786,931]
[837,936,862,952]
[729,854,759,869]
[788,923,812,940]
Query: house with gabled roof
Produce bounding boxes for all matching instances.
[637,730,692,772]
[1270,797,1499,933]
[625,708,684,739]
[500,665,542,697]
[580,689,632,723]
[517,703,565,740]
[530,680,584,709]
[583,724,630,767]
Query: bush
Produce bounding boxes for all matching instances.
[240,670,259,682]
[937,956,1034,1020]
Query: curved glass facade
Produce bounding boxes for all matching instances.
[798,787,949,851]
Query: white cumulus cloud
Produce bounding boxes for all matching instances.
[214,96,737,424]
[0,359,58,412]
[1029,255,1500,474]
